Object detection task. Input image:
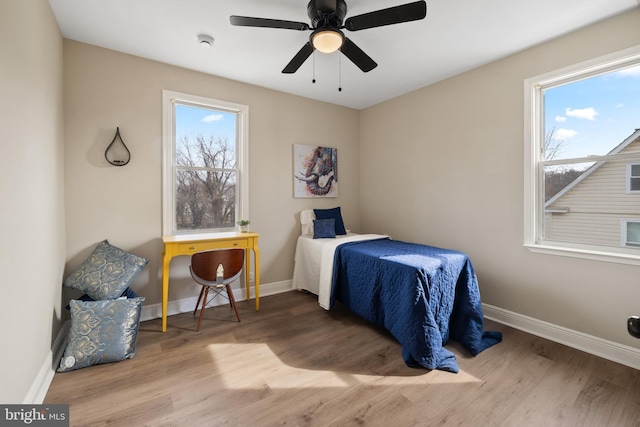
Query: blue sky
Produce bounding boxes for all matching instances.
[544,64,640,159]
[175,103,237,143]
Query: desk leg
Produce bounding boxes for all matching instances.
[162,251,171,332]
[245,249,251,303]
[253,246,260,311]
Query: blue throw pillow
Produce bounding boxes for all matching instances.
[313,219,336,239]
[65,287,139,310]
[64,240,149,300]
[314,207,347,235]
[58,297,145,372]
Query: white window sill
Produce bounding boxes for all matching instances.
[524,243,640,267]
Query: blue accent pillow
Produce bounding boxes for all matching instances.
[65,287,139,310]
[314,207,347,235]
[313,219,336,239]
[64,240,149,300]
[58,297,145,372]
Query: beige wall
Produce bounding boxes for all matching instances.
[360,9,640,348]
[63,40,361,308]
[0,0,65,403]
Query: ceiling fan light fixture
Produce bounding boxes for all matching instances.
[312,30,344,53]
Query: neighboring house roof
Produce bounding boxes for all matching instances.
[545,128,640,207]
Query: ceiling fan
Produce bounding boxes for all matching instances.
[230,0,427,74]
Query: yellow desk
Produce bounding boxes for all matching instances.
[161,232,260,332]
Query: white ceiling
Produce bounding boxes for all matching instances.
[49,0,638,110]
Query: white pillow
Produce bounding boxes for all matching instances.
[300,209,316,235]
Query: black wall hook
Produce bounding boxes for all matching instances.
[105,127,131,166]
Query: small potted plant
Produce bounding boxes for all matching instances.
[237,219,250,232]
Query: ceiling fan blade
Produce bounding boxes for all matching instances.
[230,16,309,31]
[344,1,427,31]
[282,42,315,74]
[340,38,377,72]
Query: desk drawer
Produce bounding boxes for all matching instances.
[178,240,248,253]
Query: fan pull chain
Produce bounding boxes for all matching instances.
[312,51,316,84]
[338,54,342,92]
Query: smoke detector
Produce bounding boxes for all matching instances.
[197,34,214,47]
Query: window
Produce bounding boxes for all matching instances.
[623,220,640,247]
[628,163,640,193]
[162,90,249,235]
[524,46,640,265]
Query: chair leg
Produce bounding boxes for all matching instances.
[197,286,210,332]
[226,284,241,322]
[194,286,206,316]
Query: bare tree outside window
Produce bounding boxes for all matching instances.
[175,134,237,230]
[543,126,585,201]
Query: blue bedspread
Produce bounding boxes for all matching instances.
[330,238,502,373]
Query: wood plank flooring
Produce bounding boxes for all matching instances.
[45,291,640,426]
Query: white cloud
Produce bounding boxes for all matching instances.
[615,65,640,78]
[201,114,224,123]
[615,103,625,109]
[555,116,567,122]
[554,128,578,140]
[565,107,598,121]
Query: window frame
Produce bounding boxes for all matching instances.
[622,219,640,247]
[627,163,640,194]
[162,90,249,236]
[524,45,640,266]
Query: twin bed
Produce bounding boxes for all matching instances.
[292,208,501,373]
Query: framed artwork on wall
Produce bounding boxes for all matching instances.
[293,144,338,198]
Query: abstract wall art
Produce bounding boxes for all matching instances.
[293,144,338,198]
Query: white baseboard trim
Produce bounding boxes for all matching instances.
[140,279,293,322]
[25,321,70,404]
[483,303,640,370]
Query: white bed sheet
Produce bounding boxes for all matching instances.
[292,233,388,309]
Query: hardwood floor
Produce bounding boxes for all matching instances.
[45,291,640,426]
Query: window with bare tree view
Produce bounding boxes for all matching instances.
[525,47,640,264]
[163,91,249,235]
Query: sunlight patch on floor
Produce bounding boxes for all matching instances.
[207,343,482,389]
